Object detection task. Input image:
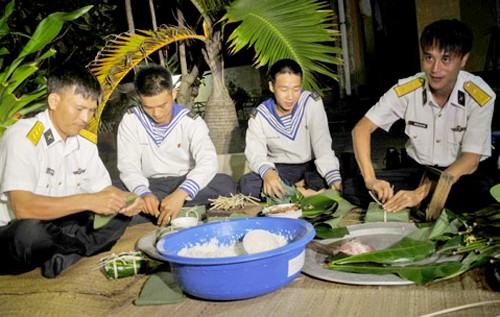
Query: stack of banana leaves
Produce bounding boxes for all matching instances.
[327,202,500,285]
[265,183,500,286]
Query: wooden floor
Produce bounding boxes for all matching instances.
[0,222,499,317]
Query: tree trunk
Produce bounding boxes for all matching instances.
[124,0,135,33]
[149,0,165,65]
[177,63,199,109]
[202,31,242,154]
[176,7,198,109]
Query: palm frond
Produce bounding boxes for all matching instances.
[87,25,205,134]
[223,0,342,92]
[191,0,232,22]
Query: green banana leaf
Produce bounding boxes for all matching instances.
[329,237,435,265]
[405,209,462,243]
[0,87,46,125]
[262,181,301,205]
[301,189,340,216]
[5,48,54,94]
[328,261,463,285]
[432,251,491,284]
[301,189,359,233]
[0,0,15,41]
[93,195,139,229]
[2,5,93,81]
[364,202,410,223]
[327,206,499,285]
[0,4,92,136]
[490,183,500,203]
[314,225,348,239]
[5,63,38,94]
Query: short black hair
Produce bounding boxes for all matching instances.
[420,19,473,57]
[134,64,174,96]
[268,59,303,84]
[47,65,102,102]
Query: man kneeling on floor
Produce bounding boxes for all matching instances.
[0,66,144,278]
[349,19,496,214]
[116,64,237,226]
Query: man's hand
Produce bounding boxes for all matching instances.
[141,194,161,218]
[157,189,189,226]
[383,188,425,212]
[365,178,393,203]
[118,195,145,217]
[89,190,127,215]
[263,169,285,198]
[331,182,343,192]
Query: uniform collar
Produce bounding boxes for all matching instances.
[134,102,182,127]
[422,71,466,109]
[263,91,306,119]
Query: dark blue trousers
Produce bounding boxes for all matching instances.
[0,212,131,277]
[126,173,237,224]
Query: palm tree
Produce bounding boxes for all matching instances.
[87,0,342,154]
[222,0,342,91]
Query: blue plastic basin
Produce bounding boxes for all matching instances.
[156,217,315,300]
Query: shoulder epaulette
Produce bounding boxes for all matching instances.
[26,121,44,146]
[394,77,424,97]
[187,110,199,120]
[79,129,97,144]
[310,90,321,101]
[249,108,258,119]
[463,81,492,106]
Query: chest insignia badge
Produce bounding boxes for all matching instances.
[73,168,86,175]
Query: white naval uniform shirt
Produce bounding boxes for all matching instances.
[366,71,495,167]
[117,103,218,199]
[245,91,341,186]
[0,110,112,226]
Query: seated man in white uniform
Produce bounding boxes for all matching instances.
[240,59,342,199]
[350,19,496,213]
[0,66,143,278]
[117,65,237,226]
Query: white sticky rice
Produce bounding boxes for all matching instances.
[177,229,288,258]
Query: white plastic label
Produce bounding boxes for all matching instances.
[287,250,305,277]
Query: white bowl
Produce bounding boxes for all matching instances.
[262,203,302,219]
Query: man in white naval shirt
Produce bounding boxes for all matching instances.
[0,66,143,278]
[239,59,342,199]
[351,19,496,213]
[117,65,236,226]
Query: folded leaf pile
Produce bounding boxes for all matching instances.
[327,206,500,285]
